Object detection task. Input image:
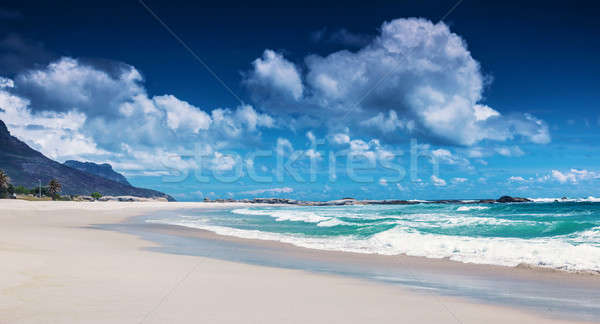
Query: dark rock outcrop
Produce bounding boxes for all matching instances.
[496,196,531,203]
[0,120,174,201]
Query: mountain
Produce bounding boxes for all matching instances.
[64,160,131,186]
[0,120,174,201]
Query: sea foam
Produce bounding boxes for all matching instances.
[456,206,490,211]
[150,203,600,272]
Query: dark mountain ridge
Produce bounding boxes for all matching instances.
[64,160,131,186]
[0,120,174,201]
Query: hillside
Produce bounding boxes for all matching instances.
[64,160,131,186]
[0,120,174,200]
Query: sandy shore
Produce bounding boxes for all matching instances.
[0,200,594,324]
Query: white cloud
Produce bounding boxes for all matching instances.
[495,146,524,157]
[305,148,322,160]
[14,57,144,117]
[241,187,294,195]
[154,95,211,133]
[210,152,237,171]
[247,18,550,146]
[0,84,106,160]
[550,169,600,184]
[431,175,447,186]
[276,137,293,156]
[473,104,500,121]
[306,131,316,145]
[245,49,303,101]
[467,148,485,158]
[379,178,388,186]
[0,57,275,173]
[508,176,526,182]
[452,177,468,184]
[330,133,350,145]
[465,145,525,158]
[234,104,275,131]
[345,137,395,164]
[431,149,455,163]
[0,77,14,88]
[360,110,411,133]
[430,148,470,167]
[350,139,370,151]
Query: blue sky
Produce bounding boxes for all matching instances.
[0,0,599,200]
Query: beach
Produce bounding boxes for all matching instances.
[0,200,597,324]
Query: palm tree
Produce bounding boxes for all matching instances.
[48,179,62,200]
[0,170,9,190]
[0,170,10,198]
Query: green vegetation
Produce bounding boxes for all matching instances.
[0,171,75,201]
[13,185,30,195]
[91,192,102,200]
[0,171,64,200]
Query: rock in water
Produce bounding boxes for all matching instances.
[496,196,531,203]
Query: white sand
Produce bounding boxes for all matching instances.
[0,200,591,323]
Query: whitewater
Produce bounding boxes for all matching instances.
[147,201,600,272]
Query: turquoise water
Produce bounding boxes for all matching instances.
[148,201,600,272]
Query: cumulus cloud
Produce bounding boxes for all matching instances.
[0,82,106,160]
[347,138,395,164]
[211,151,237,171]
[234,104,275,131]
[0,77,13,88]
[14,57,144,118]
[154,95,211,133]
[244,49,303,103]
[0,57,275,173]
[550,169,600,184]
[330,133,350,145]
[246,18,550,146]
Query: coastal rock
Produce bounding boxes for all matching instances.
[204,195,534,205]
[496,196,531,203]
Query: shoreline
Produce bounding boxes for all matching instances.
[121,218,600,281]
[139,212,600,278]
[1,200,598,323]
[108,210,600,322]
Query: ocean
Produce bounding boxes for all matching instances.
[147,200,600,273]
